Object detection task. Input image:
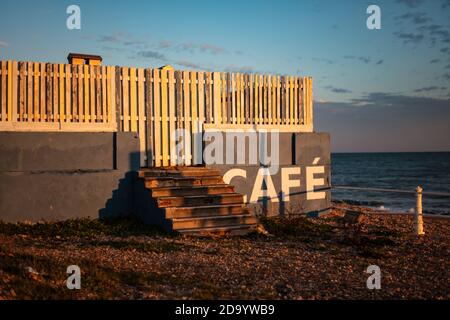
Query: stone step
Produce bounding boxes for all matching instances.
[137,166,258,236]
[165,204,245,219]
[176,223,258,235]
[172,214,258,231]
[139,168,221,178]
[144,176,224,188]
[151,185,235,197]
[143,165,206,171]
[157,193,244,208]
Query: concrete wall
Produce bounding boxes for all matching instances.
[0,132,140,222]
[0,131,330,223]
[207,132,331,217]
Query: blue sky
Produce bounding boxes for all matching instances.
[0,0,449,152]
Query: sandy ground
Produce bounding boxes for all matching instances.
[0,203,448,300]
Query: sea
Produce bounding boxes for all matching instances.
[331,152,450,215]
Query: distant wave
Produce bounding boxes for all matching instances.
[334,198,450,215]
[332,152,450,216]
[334,199,384,207]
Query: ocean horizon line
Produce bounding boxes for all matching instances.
[331,150,450,154]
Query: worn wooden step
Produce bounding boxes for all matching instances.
[142,165,206,171]
[172,214,258,230]
[144,176,224,188]
[176,224,257,235]
[165,204,244,218]
[137,166,258,236]
[139,168,221,178]
[157,193,244,208]
[151,185,235,197]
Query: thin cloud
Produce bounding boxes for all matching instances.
[158,41,173,49]
[175,42,228,55]
[413,86,444,92]
[429,28,450,39]
[415,24,450,47]
[395,12,431,25]
[315,92,450,152]
[123,40,145,46]
[137,50,166,60]
[98,33,123,43]
[312,57,334,64]
[442,0,450,9]
[223,65,256,73]
[343,55,372,64]
[155,40,239,55]
[325,86,352,94]
[351,92,450,106]
[396,0,425,8]
[394,32,424,44]
[96,33,148,47]
[174,60,203,69]
[0,41,8,48]
[343,56,383,65]
[235,66,255,73]
[101,46,126,53]
[199,43,227,55]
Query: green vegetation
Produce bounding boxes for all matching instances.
[258,215,336,240]
[1,212,445,299]
[0,217,168,239]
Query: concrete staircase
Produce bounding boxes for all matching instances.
[137,166,258,235]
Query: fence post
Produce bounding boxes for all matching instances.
[415,186,424,236]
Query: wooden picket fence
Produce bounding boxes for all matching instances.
[0,60,313,167]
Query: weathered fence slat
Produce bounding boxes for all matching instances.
[138,68,146,166]
[168,69,176,166]
[161,68,169,166]
[183,71,192,166]
[71,64,77,122]
[83,65,89,122]
[32,63,40,121]
[129,67,137,131]
[0,60,313,166]
[226,73,231,125]
[77,65,82,122]
[153,69,161,167]
[235,73,240,124]
[205,72,211,124]
[198,71,205,123]
[122,67,129,130]
[46,63,52,121]
[11,61,18,123]
[19,62,25,121]
[254,75,258,124]
[212,72,221,124]
[249,74,254,125]
[26,62,32,121]
[65,64,71,122]
[102,66,107,123]
[190,71,198,165]
[145,68,153,166]
[89,65,96,122]
[115,66,122,131]
[0,62,6,121]
[240,73,245,124]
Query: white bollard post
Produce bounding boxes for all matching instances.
[415,186,424,236]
